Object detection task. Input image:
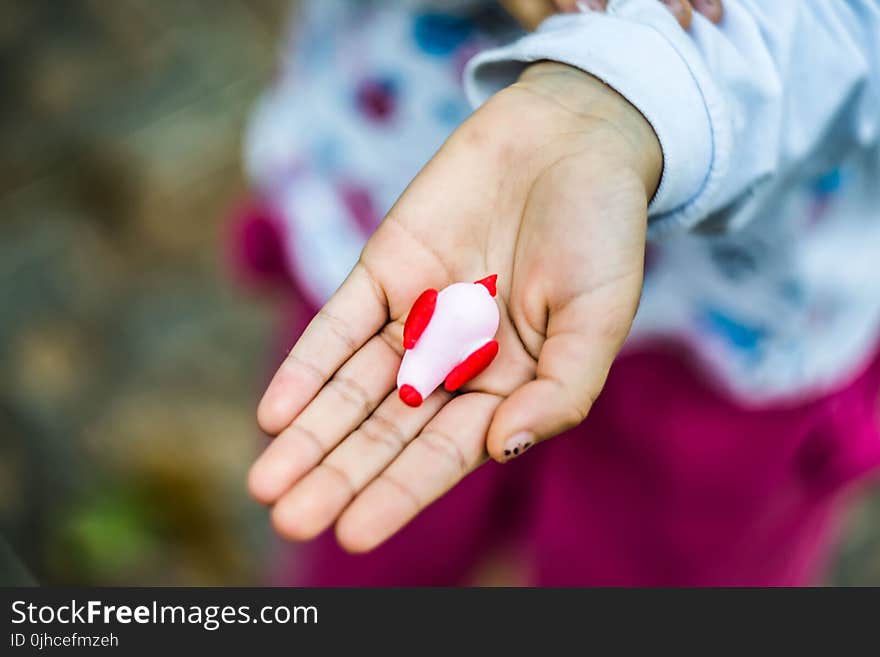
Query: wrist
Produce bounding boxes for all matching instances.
[515,62,663,199]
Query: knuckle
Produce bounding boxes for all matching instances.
[561,402,588,431]
[361,412,408,452]
[291,423,328,459]
[354,259,389,315]
[327,374,372,415]
[418,429,468,475]
[317,462,357,498]
[316,309,358,352]
[379,473,422,510]
[283,351,327,383]
[550,378,594,431]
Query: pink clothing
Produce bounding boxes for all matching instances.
[236,214,880,585]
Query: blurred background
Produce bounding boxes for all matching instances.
[0,0,878,586]
[0,0,288,585]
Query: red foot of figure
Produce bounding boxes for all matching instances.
[444,340,499,392]
[399,384,423,407]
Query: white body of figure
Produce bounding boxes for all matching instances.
[397,279,499,406]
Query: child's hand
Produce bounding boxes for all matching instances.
[500,0,724,31]
[249,62,661,551]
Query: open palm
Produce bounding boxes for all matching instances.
[248,63,661,551]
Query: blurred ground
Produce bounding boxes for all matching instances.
[0,0,877,586]
[0,0,288,585]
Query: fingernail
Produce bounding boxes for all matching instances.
[661,0,693,27]
[503,431,535,461]
[692,0,723,22]
[576,0,606,12]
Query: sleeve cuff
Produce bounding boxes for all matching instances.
[464,0,727,237]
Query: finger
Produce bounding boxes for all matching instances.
[257,262,387,435]
[659,0,693,30]
[691,0,723,24]
[270,387,449,541]
[248,328,401,505]
[498,0,557,30]
[554,0,606,12]
[335,392,501,553]
[486,290,635,462]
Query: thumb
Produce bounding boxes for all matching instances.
[486,292,634,462]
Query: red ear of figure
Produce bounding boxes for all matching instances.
[403,288,438,349]
[474,274,497,297]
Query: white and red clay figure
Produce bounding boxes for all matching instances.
[397,275,500,407]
